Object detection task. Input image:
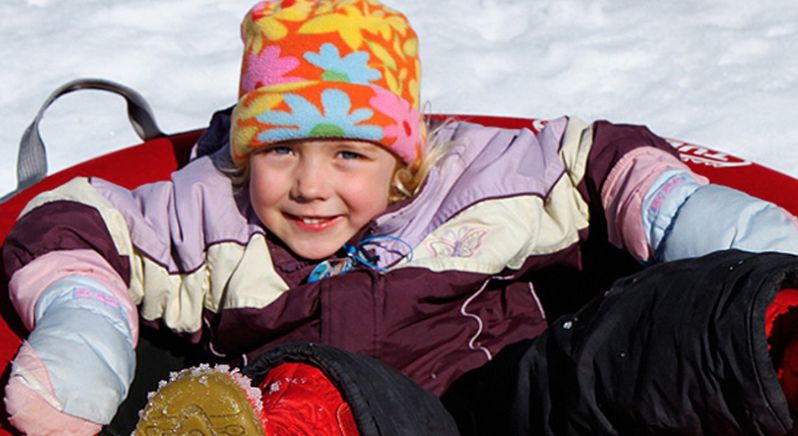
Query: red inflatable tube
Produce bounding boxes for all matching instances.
[1,113,798,434]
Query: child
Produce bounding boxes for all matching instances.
[5,0,798,434]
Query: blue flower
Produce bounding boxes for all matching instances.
[257,89,384,141]
[304,43,382,85]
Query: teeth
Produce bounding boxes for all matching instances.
[301,217,326,224]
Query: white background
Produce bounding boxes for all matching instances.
[2,0,796,197]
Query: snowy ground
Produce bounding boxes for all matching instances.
[2,0,797,198]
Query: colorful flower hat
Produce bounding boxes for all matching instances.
[230,0,425,167]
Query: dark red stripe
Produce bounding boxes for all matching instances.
[2,200,131,285]
[579,121,679,204]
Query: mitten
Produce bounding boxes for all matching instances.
[5,275,137,435]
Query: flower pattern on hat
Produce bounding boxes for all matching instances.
[304,43,381,84]
[243,45,306,92]
[370,86,422,164]
[298,4,410,50]
[247,0,315,44]
[232,0,424,166]
[257,89,383,142]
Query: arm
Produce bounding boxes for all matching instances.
[6,273,136,433]
[654,183,798,261]
[3,180,141,432]
[569,119,798,263]
[2,157,282,432]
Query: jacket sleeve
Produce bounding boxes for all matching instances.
[2,157,274,340]
[656,183,798,261]
[3,177,139,339]
[564,117,798,262]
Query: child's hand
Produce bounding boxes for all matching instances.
[4,276,137,435]
[5,341,104,435]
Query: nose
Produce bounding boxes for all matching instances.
[290,156,330,202]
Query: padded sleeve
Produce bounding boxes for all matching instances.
[658,184,798,261]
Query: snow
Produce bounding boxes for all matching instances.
[2,0,797,197]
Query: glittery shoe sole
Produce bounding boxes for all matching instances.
[135,365,265,435]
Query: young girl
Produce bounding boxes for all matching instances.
[6,0,798,434]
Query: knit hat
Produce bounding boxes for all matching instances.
[230,0,424,168]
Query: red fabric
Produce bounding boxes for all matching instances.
[258,362,359,436]
[766,289,798,412]
[766,289,798,338]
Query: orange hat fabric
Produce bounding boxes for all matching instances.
[230,0,424,167]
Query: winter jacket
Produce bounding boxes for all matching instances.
[5,112,798,397]
[442,249,798,435]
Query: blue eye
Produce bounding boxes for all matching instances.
[338,150,362,160]
[268,146,292,155]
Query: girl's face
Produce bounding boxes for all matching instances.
[249,139,400,260]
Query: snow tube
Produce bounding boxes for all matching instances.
[2,79,798,433]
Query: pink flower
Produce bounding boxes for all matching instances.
[369,86,423,164]
[242,45,305,93]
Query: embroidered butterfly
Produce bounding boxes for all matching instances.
[426,226,489,258]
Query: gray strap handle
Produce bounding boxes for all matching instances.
[14,78,165,194]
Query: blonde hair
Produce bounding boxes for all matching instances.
[388,118,455,203]
[223,117,458,204]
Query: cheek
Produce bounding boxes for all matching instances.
[248,163,283,214]
[342,166,394,217]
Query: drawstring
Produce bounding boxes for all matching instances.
[308,235,413,283]
[343,235,414,273]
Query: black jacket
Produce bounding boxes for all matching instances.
[444,250,797,435]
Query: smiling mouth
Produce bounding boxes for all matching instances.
[286,214,341,231]
[300,217,328,225]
